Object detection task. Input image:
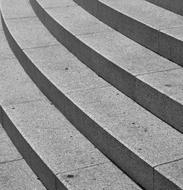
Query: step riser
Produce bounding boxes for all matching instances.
[0,106,60,190]
[1,17,66,190]
[145,0,183,16]
[74,0,158,52]
[29,0,183,134]
[2,14,152,190]
[74,0,183,68]
[2,5,180,190]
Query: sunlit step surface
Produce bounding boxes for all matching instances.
[73,0,183,68]
[0,1,143,190]
[30,0,183,134]
[1,0,183,189]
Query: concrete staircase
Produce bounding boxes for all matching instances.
[0,0,183,189]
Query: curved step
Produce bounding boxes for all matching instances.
[0,123,46,190]
[0,57,139,190]
[2,1,183,190]
[29,0,183,133]
[145,0,183,16]
[73,0,183,68]
[0,2,143,190]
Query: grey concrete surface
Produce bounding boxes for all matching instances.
[29,0,183,134]
[38,0,76,8]
[0,123,46,190]
[67,86,183,167]
[24,45,109,93]
[0,159,46,190]
[0,31,15,60]
[57,162,142,190]
[146,0,183,16]
[33,0,179,76]
[2,0,183,189]
[137,68,183,104]
[0,124,21,162]
[100,0,183,29]
[74,0,183,68]
[47,5,110,36]
[154,159,183,190]
[0,58,44,106]
[79,31,179,75]
[1,0,35,19]
[3,99,142,190]
[3,100,106,174]
[136,68,183,132]
[4,17,58,49]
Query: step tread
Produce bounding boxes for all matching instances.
[3,100,142,190]
[99,0,183,30]
[0,123,46,190]
[37,1,180,75]
[2,0,183,189]
[30,0,183,133]
[145,0,183,16]
[155,159,183,189]
[1,0,35,19]
[0,9,141,190]
[0,28,15,60]
[73,0,183,72]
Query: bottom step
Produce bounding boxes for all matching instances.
[0,123,46,190]
[1,100,143,190]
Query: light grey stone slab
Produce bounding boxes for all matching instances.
[158,26,183,67]
[0,124,21,162]
[67,86,183,167]
[38,0,76,8]
[0,159,46,190]
[24,45,108,93]
[4,17,58,49]
[137,68,183,104]
[0,32,14,59]
[163,25,183,40]
[3,100,107,174]
[57,162,142,190]
[0,58,43,106]
[35,0,179,75]
[74,0,183,67]
[146,0,183,16]
[100,0,183,29]
[1,0,35,19]
[46,5,111,36]
[79,31,179,76]
[154,159,183,190]
[0,31,15,60]
[136,68,183,132]
[2,100,143,190]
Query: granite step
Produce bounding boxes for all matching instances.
[0,123,46,190]
[29,0,183,133]
[1,0,183,190]
[0,9,143,190]
[145,0,183,16]
[73,0,183,68]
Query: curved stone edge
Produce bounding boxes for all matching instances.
[29,0,183,134]
[73,0,183,68]
[1,3,182,190]
[0,14,68,190]
[0,12,151,190]
[0,105,67,190]
[0,5,155,190]
[145,0,183,16]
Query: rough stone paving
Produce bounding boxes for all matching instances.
[0,0,183,189]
